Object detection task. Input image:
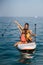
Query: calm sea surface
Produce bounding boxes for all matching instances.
[0,17,43,65]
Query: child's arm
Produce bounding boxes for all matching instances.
[29,30,36,36]
[28,30,36,36]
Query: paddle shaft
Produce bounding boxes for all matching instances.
[35,24,36,42]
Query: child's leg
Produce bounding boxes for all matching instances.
[14,41,22,46]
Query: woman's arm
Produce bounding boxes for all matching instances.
[14,20,23,30]
[17,26,22,33]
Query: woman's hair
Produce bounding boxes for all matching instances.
[23,23,29,30]
[25,23,29,26]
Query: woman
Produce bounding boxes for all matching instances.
[14,20,36,46]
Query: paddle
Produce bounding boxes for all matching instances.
[34,24,36,43]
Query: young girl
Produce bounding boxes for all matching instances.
[14,30,27,47]
[20,29,27,43]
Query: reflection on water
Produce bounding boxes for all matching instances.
[17,49,37,64]
[19,58,32,64]
[18,54,35,64]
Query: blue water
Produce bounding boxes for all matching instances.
[0,17,43,65]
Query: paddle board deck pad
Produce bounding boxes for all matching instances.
[17,42,36,54]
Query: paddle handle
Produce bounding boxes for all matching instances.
[35,24,36,42]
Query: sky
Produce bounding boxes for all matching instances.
[0,0,43,17]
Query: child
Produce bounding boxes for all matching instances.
[20,29,27,43]
[14,30,27,47]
